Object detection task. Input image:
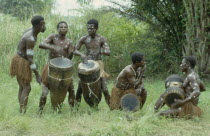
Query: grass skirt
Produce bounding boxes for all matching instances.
[109,84,141,110]
[178,102,202,118]
[10,55,32,84]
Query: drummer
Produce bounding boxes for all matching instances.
[38,21,75,112]
[74,19,111,106]
[154,56,205,118]
[109,52,147,110]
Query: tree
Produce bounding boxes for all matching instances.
[0,0,55,20]
[183,0,210,74]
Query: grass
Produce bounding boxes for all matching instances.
[0,70,210,136]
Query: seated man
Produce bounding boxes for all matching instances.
[38,21,75,112]
[154,56,205,118]
[110,52,147,110]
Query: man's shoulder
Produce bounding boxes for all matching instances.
[80,35,88,40]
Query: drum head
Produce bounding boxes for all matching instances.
[50,57,73,68]
[163,86,185,107]
[78,60,100,75]
[120,93,140,112]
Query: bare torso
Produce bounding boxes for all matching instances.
[17,28,36,59]
[116,65,143,90]
[40,34,74,60]
[76,34,109,60]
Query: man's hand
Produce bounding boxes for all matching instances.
[81,54,88,64]
[136,88,143,96]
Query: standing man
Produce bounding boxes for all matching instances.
[74,19,111,106]
[109,52,147,110]
[10,15,46,113]
[38,21,75,112]
[155,56,205,118]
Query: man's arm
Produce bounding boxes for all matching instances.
[67,41,74,60]
[172,75,201,108]
[74,36,88,62]
[101,37,110,56]
[26,38,41,84]
[39,34,55,50]
[154,93,165,112]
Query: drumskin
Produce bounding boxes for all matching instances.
[10,54,32,84]
[110,84,141,110]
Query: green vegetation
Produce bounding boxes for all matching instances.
[0,71,210,135]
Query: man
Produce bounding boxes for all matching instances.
[109,52,147,110]
[154,56,205,118]
[38,21,75,112]
[10,15,46,113]
[74,19,111,106]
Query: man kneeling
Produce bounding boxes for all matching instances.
[154,56,205,118]
[110,52,147,110]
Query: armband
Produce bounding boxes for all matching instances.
[30,64,37,70]
[26,49,34,56]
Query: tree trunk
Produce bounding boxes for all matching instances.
[183,0,210,74]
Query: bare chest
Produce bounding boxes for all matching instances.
[84,37,102,49]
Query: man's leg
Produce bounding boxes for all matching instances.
[17,77,31,114]
[158,108,181,117]
[68,81,75,107]
[140,88,147,109]
[17,78,23,104]
[39,83,49,112]
[101,77,110,106]
[75,81,83,106]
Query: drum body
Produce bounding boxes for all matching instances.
[78,60,100,84]
[163,86,185,107]
[120,93,141,112]
[48,57,73,109]
[78,60,102,107]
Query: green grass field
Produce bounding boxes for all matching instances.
[0,71,209,136]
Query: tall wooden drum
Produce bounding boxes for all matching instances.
[78,60,102,107]
[48,57,73,109]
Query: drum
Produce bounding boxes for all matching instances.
[163,86,185,107]
[165,74,184,89]
[120,93,141,112]
[78,60,100,84]
[48,57,74,109]
[78,60,102,107]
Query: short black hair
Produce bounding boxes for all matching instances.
[87,19,98,28]
[57,21,68,29]
[31,15,44,26]
[131,52,144,64]
[184,56,196,68]
[165,74,184,88]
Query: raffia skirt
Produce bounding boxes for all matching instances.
[178,102,202,118]
[10,55,32,84]
[109,84,141,110]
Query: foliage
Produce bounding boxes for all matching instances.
[0,0,55,20]
[104,0,186,74]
